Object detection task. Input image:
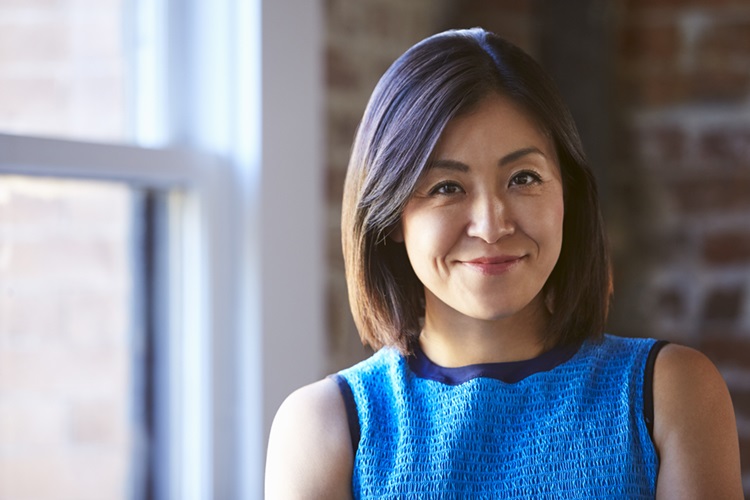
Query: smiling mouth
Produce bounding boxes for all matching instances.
[462,256,525,275]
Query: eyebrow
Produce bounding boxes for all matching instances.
[499,146,546,166]
[428,146,546,171]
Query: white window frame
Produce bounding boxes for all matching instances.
[0,0,325,498]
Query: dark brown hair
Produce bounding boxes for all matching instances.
[341,28,611,355]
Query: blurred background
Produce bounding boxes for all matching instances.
[0,0,749,498]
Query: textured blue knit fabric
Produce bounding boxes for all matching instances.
[337,334,660,499]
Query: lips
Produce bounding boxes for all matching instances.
[461,255,524,275]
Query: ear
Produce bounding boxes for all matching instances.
[389,223,404,243]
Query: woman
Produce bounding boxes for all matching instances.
[265,28,742,499]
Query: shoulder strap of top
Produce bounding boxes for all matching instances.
[643,340,669,440]
[328,374,360,453]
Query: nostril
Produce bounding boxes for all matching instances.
[466,199,513,244]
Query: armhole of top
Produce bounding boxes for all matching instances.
[643,340,669,441]
[328,374,360,454]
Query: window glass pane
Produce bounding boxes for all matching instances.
[0,1,128,142]
[0,176,140,499]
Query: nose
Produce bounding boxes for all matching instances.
[466,192,514,243]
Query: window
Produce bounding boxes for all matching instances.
[0,176,136,499]
[0,1,128,142]
[0,1,324,499]
[0,1,143,498]
[0,136,202,499]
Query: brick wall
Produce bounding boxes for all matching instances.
[0,178,133,500]
[0,0,126,142]
[0,1,133,499]
[619,0,750,490]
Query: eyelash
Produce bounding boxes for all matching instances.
[427,170,543,196]
[428,181,464,196]
[509,170,543,186]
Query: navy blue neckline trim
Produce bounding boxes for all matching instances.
[407,341,581,385]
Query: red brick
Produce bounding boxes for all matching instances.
[687,0,750,5]
[732,390,750,421]
[62,292,128,346]
[621,22,680,61]
[626,70,689,107]
[630,0,749,7]
[0,290,63,341]
[0,77,68,135]
[326,283,347,348]
[699,128,750,167]
[0,396,67,446]
[697,21,750,56]
[328,112,360,150]
[440,0,534,52]
[655,287,685,319]
[3,237,127,282]
[0,0,61,8]
[0,183,65,227]
[324,0,360,38]
[69,76,125,141]
[326,45,361,90]
[0,20,69,65]
[703,230,750,265]
[741,436,750,473]
[0,346,128,395]
[326,234,345,271]
[699,338,750,368]
[365,3,398,39]
[68,398,125,446]
[627,67,750,107]
[0,0,145,496]
[624,0,689,12]
[373,53,400,81]
[450,0,531,16]
[633,123,685,164]
[687,69,750,104]
[702,285,744,321]
[670,174,750,214]
[326,167,346,209]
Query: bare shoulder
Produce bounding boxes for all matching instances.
[652,343,743,499]
[265,378,353,500]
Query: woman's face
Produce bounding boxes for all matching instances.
[395,93,564,327]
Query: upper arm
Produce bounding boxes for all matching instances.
[653,344,743,499]
[265,378,354,500]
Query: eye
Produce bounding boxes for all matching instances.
[509,170,542,187]
[428,181,464,196]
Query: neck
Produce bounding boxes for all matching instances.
[418,295,550,367]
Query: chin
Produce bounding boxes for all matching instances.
[463,296,545,323]
[464,304,524,322]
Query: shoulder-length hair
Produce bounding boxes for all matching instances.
[341,28,611,355]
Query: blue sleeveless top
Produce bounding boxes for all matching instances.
[334,334,662,499]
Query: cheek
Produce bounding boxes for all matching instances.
[552,199,565,240]
[524,193,564,252]
[547,197,565,257]
[402,210,463,263]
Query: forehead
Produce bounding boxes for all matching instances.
[432,93,555,161]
